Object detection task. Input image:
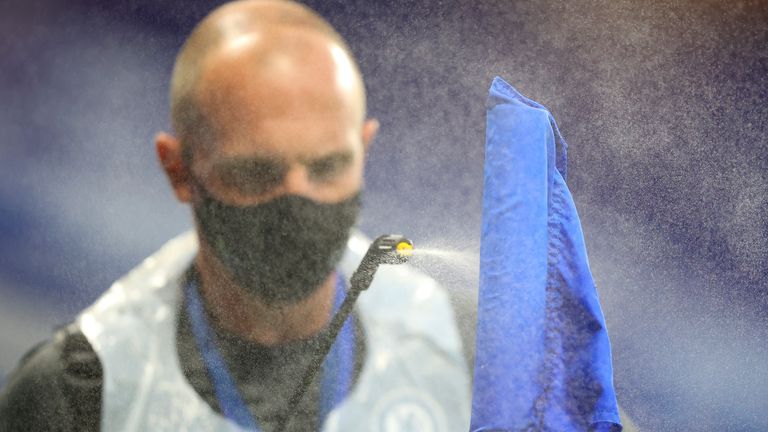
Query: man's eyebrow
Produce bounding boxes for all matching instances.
[212,155,283,171]
[300,150,354,165]
[210,150,353,171]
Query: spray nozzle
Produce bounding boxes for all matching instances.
[370,234,414,264]
[350,234,413,290]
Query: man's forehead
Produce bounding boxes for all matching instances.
[193,28,363,128]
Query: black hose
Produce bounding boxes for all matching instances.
[274,234,412,432]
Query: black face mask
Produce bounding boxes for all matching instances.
[192,180,361,306]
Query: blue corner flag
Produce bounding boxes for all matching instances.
[470,77,622,432]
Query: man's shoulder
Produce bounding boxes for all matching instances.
[0,325,102,432]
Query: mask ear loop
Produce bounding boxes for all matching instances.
[185,160,221,206]
[180,139,221,203]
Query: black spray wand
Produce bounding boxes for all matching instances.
[275,234,414,432]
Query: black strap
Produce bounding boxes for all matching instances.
[58,324,103,432]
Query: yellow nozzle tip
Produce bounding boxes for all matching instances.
[396,241,414,256]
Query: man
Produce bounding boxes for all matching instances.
[0,1,470,430]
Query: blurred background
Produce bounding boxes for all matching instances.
[1,0,766,430]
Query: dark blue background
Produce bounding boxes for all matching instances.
[1,1,766,430]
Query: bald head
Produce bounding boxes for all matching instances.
[157,0,377,208]
[170,0,366,154]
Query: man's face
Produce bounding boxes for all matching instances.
[154,15,378,304]
[187,31,370,207]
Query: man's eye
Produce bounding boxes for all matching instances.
[307,155,351,182]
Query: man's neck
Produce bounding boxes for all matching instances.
[194,247,336,346]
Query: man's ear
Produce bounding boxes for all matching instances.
[155,132,193,203]
[362,118,379,155]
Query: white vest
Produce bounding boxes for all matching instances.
[77,231,470,431]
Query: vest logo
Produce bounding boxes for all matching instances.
[372,388,447,432]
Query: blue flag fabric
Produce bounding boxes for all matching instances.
[470,77,621,432]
